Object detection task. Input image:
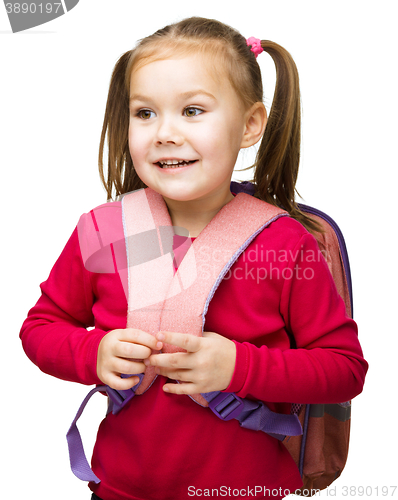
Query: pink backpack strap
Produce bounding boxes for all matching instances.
[122,187,288,403]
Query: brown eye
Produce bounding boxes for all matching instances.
[184,107,203,117]
[138,109,155,119]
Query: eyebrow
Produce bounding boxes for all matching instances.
[129,90,217,104]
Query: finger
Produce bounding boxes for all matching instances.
[147,351,193,369]
[156,331,201,353]
[162,381,199,395]
[119,328,163,350]
[112,357,146,376]
[154,366,192,382]
[106,373,141,391]
[115,342,153,360]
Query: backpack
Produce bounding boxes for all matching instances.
[67,182,354,495]
[232,181,353,494]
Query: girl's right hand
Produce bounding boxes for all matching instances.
[96,328,163,390]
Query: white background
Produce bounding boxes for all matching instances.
[1,1,397,499]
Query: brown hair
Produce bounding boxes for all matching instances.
[98,17,322,234]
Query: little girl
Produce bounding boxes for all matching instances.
[20,16,368,500]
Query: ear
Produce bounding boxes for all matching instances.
[240,102,267,149]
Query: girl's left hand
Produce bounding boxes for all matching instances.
[144,331,236,394]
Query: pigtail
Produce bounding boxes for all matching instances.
[98,50,146,200]
[253,41,323,234]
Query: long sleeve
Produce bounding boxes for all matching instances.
[20,204,128,386]
[215,219,368,405]
[20,226,106,385]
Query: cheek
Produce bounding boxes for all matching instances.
[195,123,229,155]
[128,125,148,162]
[209,114,244,147]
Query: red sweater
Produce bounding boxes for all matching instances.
[20,201,367,500]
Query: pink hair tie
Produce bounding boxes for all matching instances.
[246,37,263,58]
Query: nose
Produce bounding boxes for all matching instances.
[154,117,184,146]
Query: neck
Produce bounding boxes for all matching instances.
[163,191,234,238]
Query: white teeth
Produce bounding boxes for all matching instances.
[158,159,193,168]
[161,160,184,165]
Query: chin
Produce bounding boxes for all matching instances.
[162,190,204,202]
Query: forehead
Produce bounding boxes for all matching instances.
[131,39,227,74]
[129,54,238,101]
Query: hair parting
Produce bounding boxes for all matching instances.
[98,17,323,234]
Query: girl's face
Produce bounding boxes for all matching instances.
[128,54,250,208]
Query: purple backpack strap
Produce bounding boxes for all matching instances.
[66,386,104,484]
[67,385,303,483]
[203,391,302,439]
[66,375,144,483]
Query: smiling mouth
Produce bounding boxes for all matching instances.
[156,159,197,169]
